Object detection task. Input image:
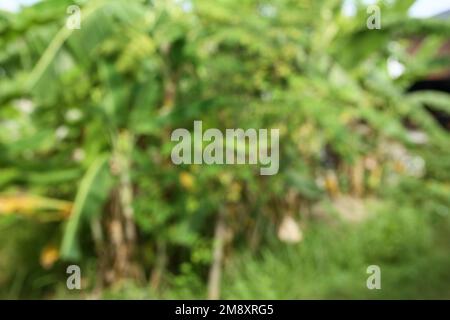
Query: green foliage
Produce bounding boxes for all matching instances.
[0,0,449,298]
[60,154,112,261]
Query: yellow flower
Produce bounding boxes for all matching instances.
[180,172,195,190]
[40,245,59,269]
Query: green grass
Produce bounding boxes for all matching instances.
[107,198,450,300]
[221,201,450,299]
[87,199,450,299]
[2,198,448,300]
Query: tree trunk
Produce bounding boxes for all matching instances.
[207,208,227,300]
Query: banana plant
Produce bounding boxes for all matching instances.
[0,0,449,297]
